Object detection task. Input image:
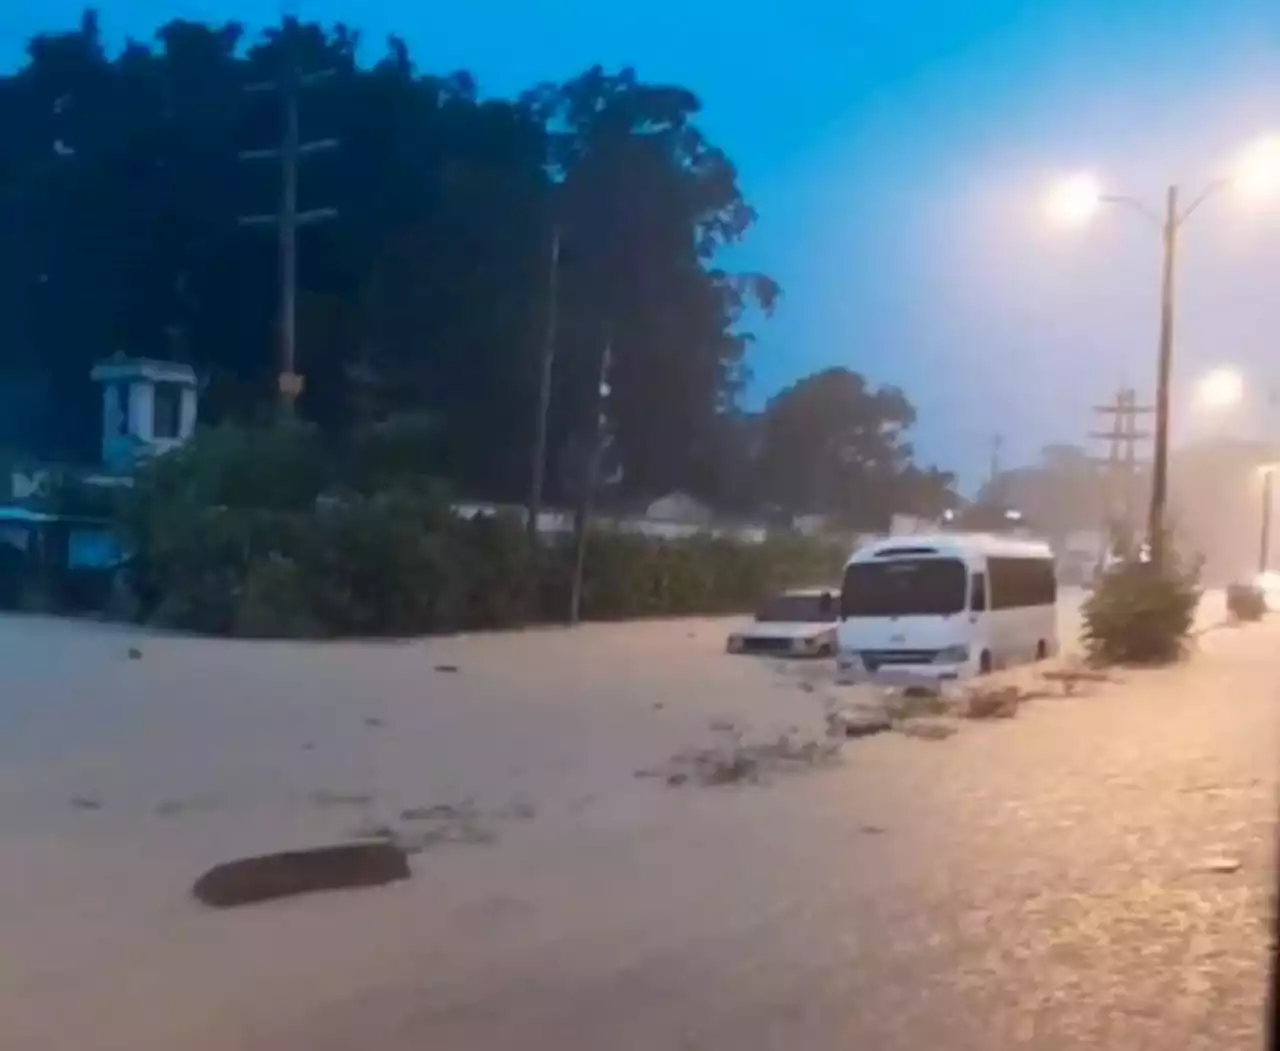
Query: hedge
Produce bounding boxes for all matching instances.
[113,422,847,638]
[124,494,845,638]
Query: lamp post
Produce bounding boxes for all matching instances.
[1188,367,1278,579]
[1259,465,1274,576]
[1046,135,1280,571]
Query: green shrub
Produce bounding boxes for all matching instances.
[116,425,849,638]
[345,413,444,495]
[301,491,457,636]
[234,554,327,639]
[125,510,844,639]
[1082,552,1201,666]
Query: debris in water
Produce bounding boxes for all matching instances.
[1196,857,1241,875]
[192,842,411,908]
[897,719,958,741]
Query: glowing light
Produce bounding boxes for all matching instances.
[1233,135,1280,202]
[1046,173,1103,227]
[1194,366,1245,411]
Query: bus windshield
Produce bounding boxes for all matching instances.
[841,558,968,617]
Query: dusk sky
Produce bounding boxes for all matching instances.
[4,1,1280,489]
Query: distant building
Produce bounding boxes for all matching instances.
[641,491,715,527]
[89,354,199,472]
[0,354,200,610]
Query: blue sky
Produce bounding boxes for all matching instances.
[4,2,1280,489]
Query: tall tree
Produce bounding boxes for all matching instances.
[0,12,949,519]
[753,367,954,527]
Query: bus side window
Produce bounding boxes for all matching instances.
[970,571,987,612]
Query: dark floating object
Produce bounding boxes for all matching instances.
[192,842,411,908]
[434,663,460,673]
[127,647,143,660]
[364,716,383,728]
[1227,582,1266,621]
[71,796,102,811]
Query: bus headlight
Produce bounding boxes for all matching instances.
[934,644,969,664]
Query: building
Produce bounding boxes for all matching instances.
[89,353,199,472]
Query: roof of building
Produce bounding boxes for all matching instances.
[89,354,197,385]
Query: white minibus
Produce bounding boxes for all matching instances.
[836,533,1058,683]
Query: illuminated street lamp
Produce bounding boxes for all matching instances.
[1193,366,1246,412]
[1047,136,1280,570]
[1190,365,1279,576]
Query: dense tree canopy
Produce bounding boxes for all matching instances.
[751,368,953,528]
[0,10,952,523]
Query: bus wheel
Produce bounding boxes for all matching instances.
[978,650,993,675]
[1035,640,1048,661]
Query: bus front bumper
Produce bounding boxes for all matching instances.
[836,651,967,686]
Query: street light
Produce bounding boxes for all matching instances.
[1234,135,1280,203]
[1047,135,1280,570]
[1189,365,1279,578]
[1046,173,1104,227]
[1194,366,1245,412]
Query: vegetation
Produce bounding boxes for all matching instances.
[1081,546,1201,666]
[118,424,845,637]
[0,11,952,530]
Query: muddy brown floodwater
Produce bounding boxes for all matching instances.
[0,589,1270,1051]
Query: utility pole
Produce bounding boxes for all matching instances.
[987,434,1003,503]
[568,333,613,625]
[238,24,339,416]
[1259,386,1279,576]
[1260,467,1274,575]
[1090,386,1153,563]
[525,224,561,550]
[1148,185,1179,569]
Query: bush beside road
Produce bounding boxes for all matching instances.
[112,422,848,639]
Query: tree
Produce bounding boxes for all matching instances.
[528,66,779,502]
[0,13,954,521]
[752,367,954,528]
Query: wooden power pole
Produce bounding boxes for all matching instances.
[988,434,1003,498]
[526,225,561,551]
[238,23,339,415]
[1089,386,1153,560]
[568,333,614,625]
